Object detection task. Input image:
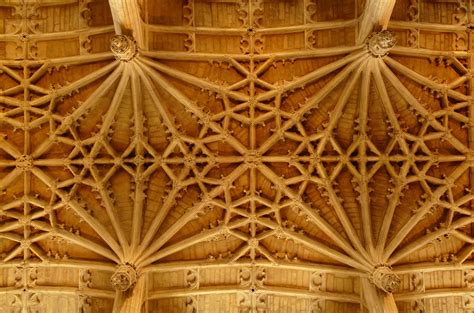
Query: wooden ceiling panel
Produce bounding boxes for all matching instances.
[0,0,113,59]
[194,1,243,28]
[419,0,466,25]
[88,0,115,27]
[310,0,357,22]
[261,0,305,27]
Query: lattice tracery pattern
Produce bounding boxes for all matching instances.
[0,0,473,312]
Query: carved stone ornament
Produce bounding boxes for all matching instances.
[369,265,400,293]
[16,155,34,171]
[110,35,137,61]
[110,264,138,291]
[367,30,396,57]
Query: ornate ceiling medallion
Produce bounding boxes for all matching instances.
[111,34,138,61]
[367,30,396,57]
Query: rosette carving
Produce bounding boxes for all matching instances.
[110,35,137,61]
[367,30,396,57]
[111,264,138,291]
[369,266,400,293]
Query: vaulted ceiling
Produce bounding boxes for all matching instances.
[0,0,473,312]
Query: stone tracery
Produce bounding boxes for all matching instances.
[0,0,472,312]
